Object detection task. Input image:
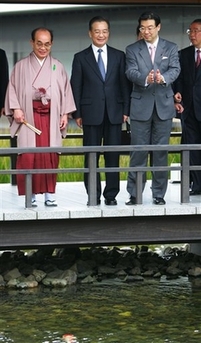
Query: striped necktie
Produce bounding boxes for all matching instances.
[97,49,105,80]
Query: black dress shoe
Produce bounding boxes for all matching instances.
[153,197,166,205]
[189,190,201,196]
[125,196,136,205]
[87,199,101,206]
[104,199,117,206]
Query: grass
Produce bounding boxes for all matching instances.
[0,128,181,183]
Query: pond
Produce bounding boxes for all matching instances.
[1,276,201,343]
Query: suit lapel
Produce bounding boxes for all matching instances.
[105,46,115,80]
[154,38,173,70]
[139,41,153,70]
[196,63,201,79]
[195,49,201,81]
[188,46,197,83]
[154,39,164,67]
[84,46,104,81]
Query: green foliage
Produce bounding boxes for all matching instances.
[0,130,182,183]
[0,139,11,183]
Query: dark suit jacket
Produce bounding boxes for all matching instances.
[0,49,9,110]
[174,45,201,121]
[70,45,131,125]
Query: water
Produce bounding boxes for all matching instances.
[1,276,201,343]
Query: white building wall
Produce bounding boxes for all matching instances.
[0,5,199,77]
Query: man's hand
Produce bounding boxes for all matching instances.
[123,115,129,123]
[76,118,83,128]
[13,109,25,123]
[0,107,5,117]
[155,69,165,84]
[175,103,184,113]
[174,92,182,103]
[60,114,68,130]
[147,69,155,84]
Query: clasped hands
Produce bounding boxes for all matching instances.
[174,92,184,114]
[147,69,165,84]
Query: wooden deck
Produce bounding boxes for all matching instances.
[0,180,201,249]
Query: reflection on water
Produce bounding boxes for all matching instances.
[0,276,201,343]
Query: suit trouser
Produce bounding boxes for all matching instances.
[83,112,121,200]
[127,109,172,199]
[184,107,201,191]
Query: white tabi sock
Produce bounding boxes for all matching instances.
[44,192,56,202]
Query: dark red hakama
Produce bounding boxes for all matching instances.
[16,101,59,195]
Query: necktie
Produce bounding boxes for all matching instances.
[196,49,201,68]
[149,45,155,64]
[97,49,105,80]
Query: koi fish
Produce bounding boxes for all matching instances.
[62,333,77,343]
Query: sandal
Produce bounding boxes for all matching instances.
[44,200,58,207]
[31,200,37,207]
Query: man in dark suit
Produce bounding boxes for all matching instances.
[71,16,131,206]
[125,11,180,206]
[174,18,201,195]
[0,48,9,116]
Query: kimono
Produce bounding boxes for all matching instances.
[5,52,76,195]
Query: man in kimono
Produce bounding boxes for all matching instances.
[5,27,76,207]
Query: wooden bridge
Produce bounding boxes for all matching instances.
[0,143,201,250]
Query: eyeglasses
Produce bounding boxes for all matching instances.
[139,26,156,33]
[35,41,52,49]
[186,29,201,35]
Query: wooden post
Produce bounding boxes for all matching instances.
[10,136,17,185]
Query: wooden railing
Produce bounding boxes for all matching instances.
[0,131,182,185]
[0,142,200,208]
